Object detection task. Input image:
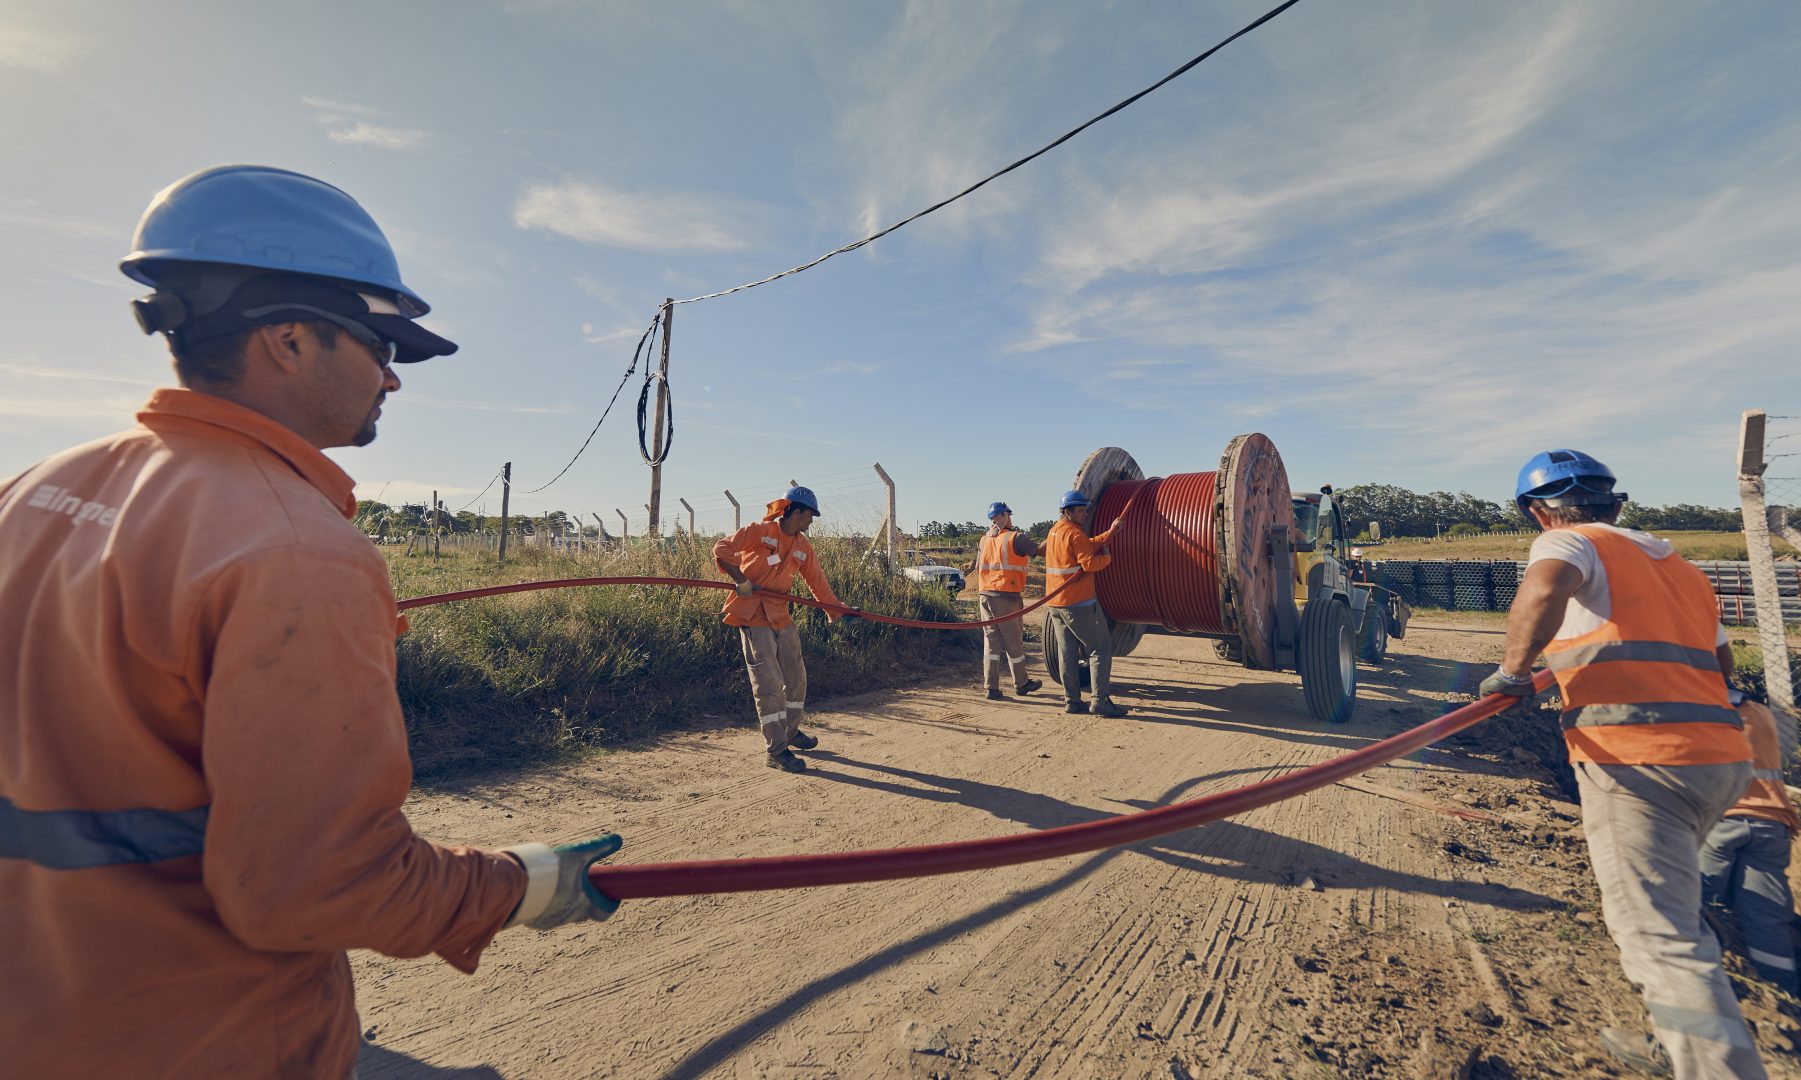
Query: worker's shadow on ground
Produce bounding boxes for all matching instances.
[356,1043,503,1079]
[656,760,1558,1080]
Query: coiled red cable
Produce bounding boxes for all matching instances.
[588,671,1555,899]
[1094,472,1226,633]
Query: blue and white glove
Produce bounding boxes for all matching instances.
[502,835,623,931]
[1477,668,1538,710]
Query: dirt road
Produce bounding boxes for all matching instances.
[355,617,1801,1078]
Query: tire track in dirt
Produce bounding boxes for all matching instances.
[358,635,1469,1079]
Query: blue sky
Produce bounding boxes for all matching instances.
[3,0,1798,537]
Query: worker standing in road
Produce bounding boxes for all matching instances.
[965,501,1044,701]
[1044,490,1129,717]
[1480,449,1763,1079]
[0,166,622,1080]
[1700,687,1800,996]
[714,485,845,773]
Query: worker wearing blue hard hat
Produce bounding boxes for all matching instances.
[1043,489,1129,717]
[713,485,846,773]
[1481,449,1761,1078]
[0,165,624,1079]
[961,501,1044,701]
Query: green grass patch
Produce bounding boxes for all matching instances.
[388,538,975,775]
[1376,529,1793,562]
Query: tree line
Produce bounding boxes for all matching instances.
[1334,484,1742,540]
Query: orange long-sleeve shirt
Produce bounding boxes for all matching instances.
[712,520,841,629]
[0,389,525,1079]
[1043,518,1116,608]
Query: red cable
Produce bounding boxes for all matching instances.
[589,672,1556,899]
[1095,473,1225,633]
[399,495,1145,628]
[397,574,1081,629]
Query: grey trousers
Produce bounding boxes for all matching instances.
[1700,816,1800,995]
[1576,759,1766,1080]
[978,591,1031,691]
[1048,602,1111,704]
[739,625,807,751]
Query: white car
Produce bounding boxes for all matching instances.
[902,563,966,594]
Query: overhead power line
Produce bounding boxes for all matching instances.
[671,0,1302,306]
[522,0,1299,493]
[523,313,662,494]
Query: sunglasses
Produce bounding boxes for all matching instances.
[240,303,398,368]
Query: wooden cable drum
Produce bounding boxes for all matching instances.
[1074,435,1294,669]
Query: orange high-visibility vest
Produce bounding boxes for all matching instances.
[1043,519,1111,608]
[1723,698,1800,833]
[1545,526,1749,766]
[978,529,1029,593]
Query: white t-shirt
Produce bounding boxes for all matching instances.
[1526,523,1728,646]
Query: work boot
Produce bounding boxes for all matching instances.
[1064,700,1089,715]
[788,729,819,751]
[766,748,807,773]
[1016,679,1042,696]
[1093,698,1130,718]
[985,688,1005,701]
[1598,1028,1672,1077]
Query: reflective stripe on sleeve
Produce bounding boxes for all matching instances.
[1545,640,1722,673]
[1044,566,1080,576]
[1754,768,1786,782]
[0,797,208,870]
[1749,947,1798,970]
[1561,702,1744,729]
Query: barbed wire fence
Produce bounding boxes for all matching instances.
[1738,409,1799,716]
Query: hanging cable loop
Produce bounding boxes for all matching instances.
[637,370,674,467]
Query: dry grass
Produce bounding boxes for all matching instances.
[388,538,975,776]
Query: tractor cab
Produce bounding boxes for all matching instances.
[1291,486,1409,663]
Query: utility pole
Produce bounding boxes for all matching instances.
[498,462,511,565]
[680,497,695,536]
[875,462,897,572]
[724,489,740,531]
[646,298,673,536]
[1739,409,1796,712]
[615,508,629,541]
[431,490,441,559]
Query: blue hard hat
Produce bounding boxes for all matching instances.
[987,501,1012,519]
[1058,489,1090,510]
[122,165,431,315]
[785,485,821,516]
[1514,449,1624,517]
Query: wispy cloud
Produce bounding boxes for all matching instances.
[997,3,1801,486]
[0,209,126,243]
[0,23,81,72]
[512,180,751,252]
[399,393,576,415]
[304,97,430,151]
[0,362,159,388]
[772,361,879,381]
[327,122,430,151]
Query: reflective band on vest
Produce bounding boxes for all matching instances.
[1044,566,1080,575]
[1544,640,1722,673]
[1545,526,1746,766]
[0,797,208,870]
[1560,702,1744,729]
[978,530,1028,593]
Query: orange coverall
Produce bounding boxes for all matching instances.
[0,389,525,1079]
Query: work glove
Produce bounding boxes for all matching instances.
[502,834,624,931]
[1477,668,1538,711]
[734,579,757,598]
